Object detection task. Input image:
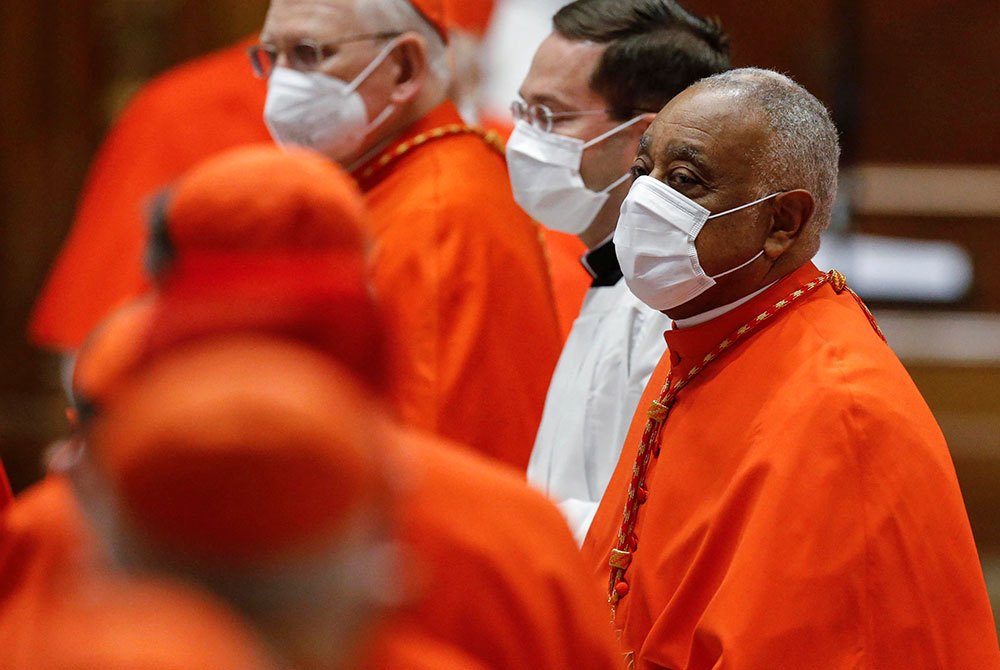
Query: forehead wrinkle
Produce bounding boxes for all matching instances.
[263,0,359,43]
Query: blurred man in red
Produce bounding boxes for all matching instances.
[6,145,619,670]
[252,0,561,468]
[137,143,619,669]
[35,0,560,470]
[30,1,556,353]
[15,576,278,670]
[29,36,270,350]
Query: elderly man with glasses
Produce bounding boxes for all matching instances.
[252,0,562,471]
[514,0,730,543]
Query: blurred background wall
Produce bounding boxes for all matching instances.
[1,0,997,621]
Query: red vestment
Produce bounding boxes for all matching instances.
[444,0,496,36]
[0,443,620,670]
[28,37,268,350]
[357,101,562,469]
[388,425,620,670]
[0,477,99,664]
[13,574,274,670]
[582,262,1000,669]
[0,461,11,512]
[475,116,592,341]
[541,228,591,339]
[366,625,490,670]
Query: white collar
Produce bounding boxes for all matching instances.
[673,281,779,329]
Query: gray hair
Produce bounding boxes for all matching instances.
[696,68,840,234]
[355,0,450,84]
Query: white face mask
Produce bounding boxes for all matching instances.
[264,39,400,163]
[506,116,644,235]
[614,175,782,311]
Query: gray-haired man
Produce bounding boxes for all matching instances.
[583,67,1000,669]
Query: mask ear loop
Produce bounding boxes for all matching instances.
[581,114,646,150]
[600,171,633,194]
[582,115,646,193]
[710,249,765,279]
[347,36,406,141]
[706,192,785,279]
[366,103,397,134]
[346,36,405,93]
[707,191,783,220]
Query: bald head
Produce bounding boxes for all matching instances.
[693,68,840,241]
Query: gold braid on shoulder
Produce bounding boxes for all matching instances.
[359,124,506,180]
[358,123,556,281]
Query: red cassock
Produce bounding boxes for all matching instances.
[0,424,621,670]
[582,262,1000,669]
[355,101,562,469]
[28,37,269,350]
[10,572,274,670]
[385,425,621,670]
[0,476,98,663]
[366,625,491,670]
[5,300,620,670]
[0,461,11,512]
[473,116,592,341]
[0,476,273,670]
[542,228,590,339]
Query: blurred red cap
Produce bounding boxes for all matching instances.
[445,0,496,36]
[164,143,367,255]
[38,577,275,670]
[409,0,449,41]
[89,335,383,564]
[151,143,386,389]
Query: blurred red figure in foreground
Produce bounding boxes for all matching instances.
[6,144,620,670]
[29,37,269,350]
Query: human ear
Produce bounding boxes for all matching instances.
[764,189,814,258]
[387,33,429,105]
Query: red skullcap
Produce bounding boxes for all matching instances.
[152,143,387,389]
[165,144,367,255]
[408,0,449,41]
[444,0,496,36]
[90,335,383,563]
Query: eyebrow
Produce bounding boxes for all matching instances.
[663,142,712,174]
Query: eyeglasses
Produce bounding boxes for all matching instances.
[247,31,403,78]
[510,99,614,133]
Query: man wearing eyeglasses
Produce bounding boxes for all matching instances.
[517,0,730,542]
[253,0,562,470]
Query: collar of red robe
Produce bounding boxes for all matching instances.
[663,261,824,368]
[352,100,467,191]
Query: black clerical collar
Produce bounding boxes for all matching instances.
[580,236,623,288]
